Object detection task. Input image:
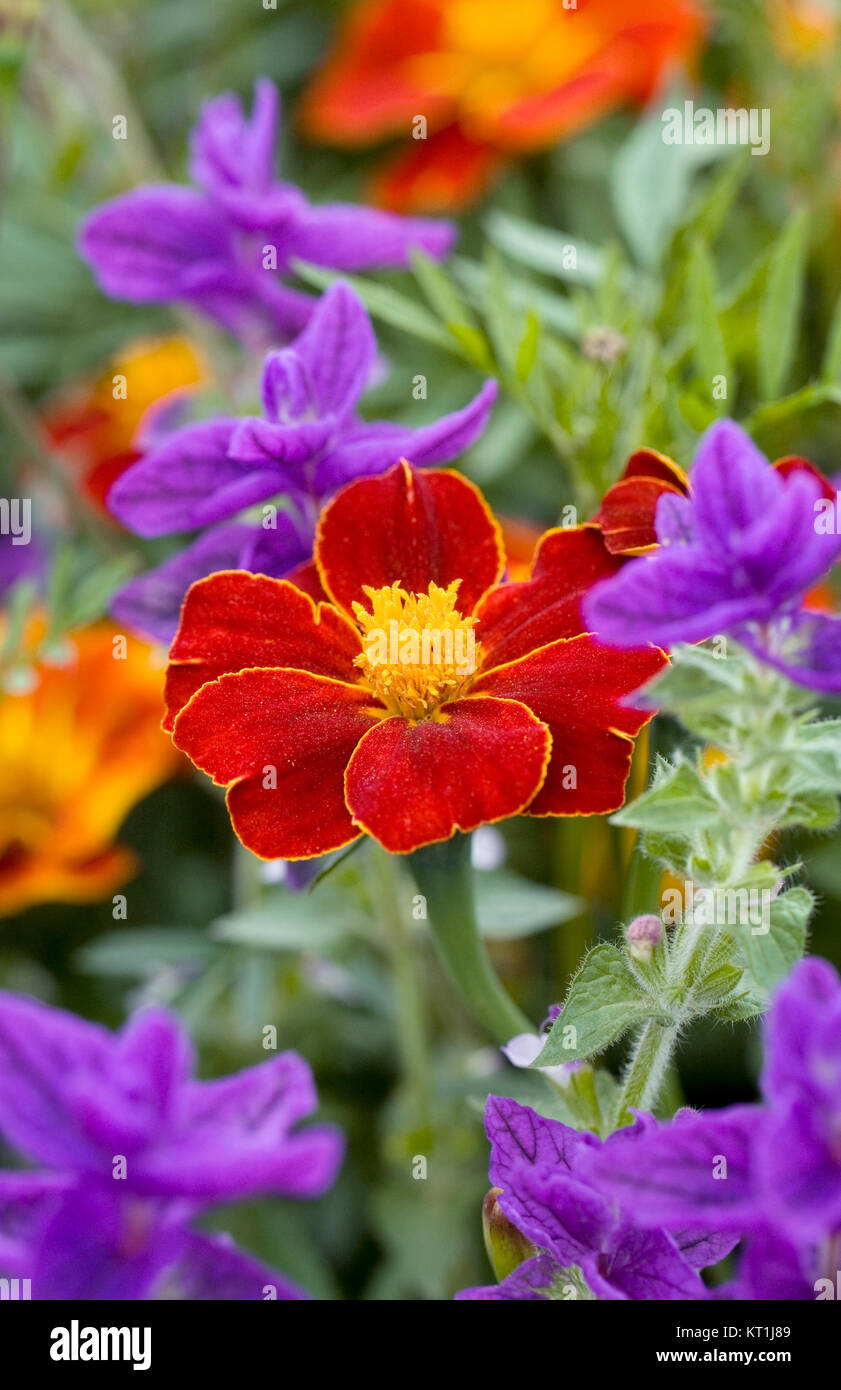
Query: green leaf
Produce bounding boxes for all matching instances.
[757,208,808,401]
[687,239,731,400]
[212,884,369,951]
[484,211,607,286]
[475,869,582,939]
[776,787,840,831]
[453,254,580,338]
[292,260,454,352]
[731,886,813,994]
[75,929,215,979]
[447,321,496,372]
[611,105,720,268]
[514,310,540,381]
[534,944,672,1064]
[691,963,745,1011]
[821,290,841,381]
[410,248,475,327]
[611,759,721,833]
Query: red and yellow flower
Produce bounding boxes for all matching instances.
[299,0,707,211]
[165,462,664,857]
[0,622,181,915]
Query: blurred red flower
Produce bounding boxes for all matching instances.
[300,0,707,210]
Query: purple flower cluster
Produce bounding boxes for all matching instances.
[588,957,841,1300]
[79,79,453,347]
[456,1095,735,1300]
[585,420,841,691]
[108,282,496,643]
[0,993,342,1299]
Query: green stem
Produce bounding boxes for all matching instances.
[371,848,432,1138]
[409,834,533,1044]
[613,1019,675,1128]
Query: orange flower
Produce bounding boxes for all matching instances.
[44,338,203,511]
[770,0,838,64]
[300,0,707,210]
[0,623,181,915]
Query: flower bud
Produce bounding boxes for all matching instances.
[482,1188,536,1282]
[625,913,663,964]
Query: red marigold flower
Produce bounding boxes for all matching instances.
[593,446,836,558]
[165,463,664,857]
[299,0,707,212]
[595,447,691,555]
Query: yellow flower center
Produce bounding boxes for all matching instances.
[352,580,480,722]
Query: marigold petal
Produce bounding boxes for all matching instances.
[298,0,451,145]
[0,846,137,918]
[773,455,836,501]
[369,127,503,213]
[476,525,621,671]
[164,572,361,731]
[473,636,665,816]
[344,695,550,853]
[596,475,686,555]
[172,668,380,859]
[316,460,504,619]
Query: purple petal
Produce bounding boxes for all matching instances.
[736,471,841,605]
[111,522,258,646]
[756,1095,841,1240]
[0,1171,72,1273]
[283,282,377,420]
[313,378,497,495]
[190,78,278,200]
[238,514,312,577]
[71,1010,194,1155]
[587,1105,759,1229]
[129,1053,344,1202]
[0,993,110,1169]
[261,349,316,421]
[165,1231,309,1301]
[584,546,768,648]
[31,1185,183,1301]
[583,1224,705,1301]
[107,418,278,536]
[485,1097,599,1191]
[734,1224,815,1300]
[0,530,47,598]
[287,202,455,270]
[228,415,336,474]
[497,1166,616,1267]
[655,490,696,545]
[673,1226,741,1269]
[690,420,781,545]
[79,186,233,302]
[739,610,841,693]
[455,1253,561,1301]
[761,957,841,1104]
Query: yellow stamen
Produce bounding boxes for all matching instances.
[352,580,480,722]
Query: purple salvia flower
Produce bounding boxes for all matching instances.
[0,993,343,1300]
[585,420,841,692]
[455,1096,735,1300]
[79,78,454,347]
[107,281,497,643]
[587,956,841,1300]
